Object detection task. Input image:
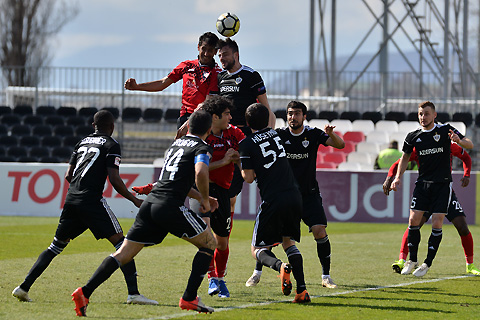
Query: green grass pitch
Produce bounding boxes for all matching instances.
[1,216,479,319]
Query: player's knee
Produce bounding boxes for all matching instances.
[47,237,69,256]
[199,247,214,257]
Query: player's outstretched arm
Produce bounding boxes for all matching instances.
[107,167,143,208]
[324,125,345,149]
[124,76,174,92]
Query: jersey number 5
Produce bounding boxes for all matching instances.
[259,136,286,169]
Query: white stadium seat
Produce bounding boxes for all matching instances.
[275,118,286,128]
[389,131,409,149]
[398,121,420,132]
[356,141,381,155]
[352,119,375,133]
[330,119,353,133]
[375,120,399,133]
[337,162,362,171]
[366,130,390,144]
[308,119,330,130]
[347,151,374,165]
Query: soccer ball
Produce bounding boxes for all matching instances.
[216,12,240,37]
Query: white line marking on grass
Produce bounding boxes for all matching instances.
[140,275,473,320]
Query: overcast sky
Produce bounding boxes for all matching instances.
[50,0,476,71]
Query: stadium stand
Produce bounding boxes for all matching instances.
[52,146,73,162]
[436,112,450,123]
[23,115,43,126]
[29,146,50,158]
[330,119,353,133]
[398,121,420,132]
[0,124,8,135]
[45,115,65,126]
[11,124,31,136]
[78,107,98,118]
[36,106,56,116]
[351,119,375,132]
[389,132,409,147]
[335,140,356,154]
[318,144,333,154]
[75,125,94,136]
[142,108,163,122]
[355,141,382,155]
[102,107,120,119]
[0,106,12,116]
[122,107,142,122]
[366,131,390,144]
[41,136,62,148]
[340,111,361,121]
[275,118,285,128]
[324,152,346,166]
[66,116,86,127]
[308,119,329,130]
[375,120,399,133]
[18,156,39,162]
[316,162,337,169]
[347,151,374,168]
[57,106,77,118]
[39,156,60,163]
[63,135,80,148]
[54,125,75,137]
[0,145,5,156]
[306,110,317,121]
[337,161,362,171]
[274,110,287,121]
[32,124,53,137]
[7,146,28,158]
[385,111,407,123]
[448,121,466,135]
[343,131,366,144]
[164,108,181,123]
[19,136,40,148]
[1,114,21,126]
[452,112,473,127]
[0,155,16,162]
[0,135,18,147]
[407,112,418,121]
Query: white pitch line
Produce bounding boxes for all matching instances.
[140,274,473,320]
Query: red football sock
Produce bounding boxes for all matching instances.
[215,247,230,278]
[461,232,474,264]
[399,228,409,260]
[208,257,216,278]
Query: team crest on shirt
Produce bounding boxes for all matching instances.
[235,77,242,84]
[302,139,309,148]
[433,132,440,142]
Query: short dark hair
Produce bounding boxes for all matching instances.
[286,101,307,115]
[201,96,234,118]
[419,101,435,111]
[198,32,219,47]
[93,110,115,130]
[245,103,269,130]
[189,109,212,135]
[217,38,239,53]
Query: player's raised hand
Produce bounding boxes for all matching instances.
[448,129,460,143]
[324,124,336,135]
[124,78,138,90]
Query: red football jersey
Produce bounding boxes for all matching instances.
[168,59,221,116]
[206,125,245,189]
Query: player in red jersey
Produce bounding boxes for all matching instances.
[384,143,480,275]
[124,32,221,128]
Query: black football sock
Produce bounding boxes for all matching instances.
[257,248,283,272]
[316,235,331,276]
[182,247,214,301]
[255,260,263,272]
[407,225,421,262]
[82,255,121,299]
[424,228,443,267]
[114,239,140,295]
[21,238,68,291]
[285,245,306,293]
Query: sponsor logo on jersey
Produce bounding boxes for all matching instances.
[287,153,309,159]
[235,77,242,84]
[213,143,224,148]
[220,86,240,93]
[80,137,107,145]
[433,132,440,142]
[418,147,443,156]
[302,139,309,148]
[114,156,121,166]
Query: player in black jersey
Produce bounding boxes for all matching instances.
[12,110,157,306]
[391,101,473,277]
[239,103,310,303]
[72,110,218,316]
[245,101,344,289]
[216,38,276,226]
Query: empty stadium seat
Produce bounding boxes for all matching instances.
[122,107,142,122]
[343,131,365,144]
[0,135,18,147]
[398,121,420,132]
[362,111,382,123]
[32,124,53,137]
[274,110,287,121]
[66,116,86,127]
[0,106,12,116]
[407,112,418,121]
[1,114,21,126]
[318,144,333,154]
[475,113,480,127]
[19,136,40,147]
[10,124,31,136]
[29,146,50,158]
[452,112,473,127]
[75,125,94,136]
[143,108,163,122]
[0,155,17,162]
[366,131,390,144]
[351,119,375,133]
[0,124,8,136]
[335,140,356,154]
[308,119,329,130]
[79,107,98,118]
[340,111,361,122]
[389,132,409,148]
[45,115,65,126]
[7,146,28,158]
[306,110,317,121]
[41,136,62,148]
[57,106,77,118]
[63,135,80,148]
[51,146,73,162]
[436,112,450,124]
[347,151,374,166]
[23,114,43,126]
[355,141,381,155]
[36,105,56,116]
[54,125,75,137]
[330,119,353,133]
[102,107,120,119]
[164,108,180,123]
[13,105,33,116]
[318,111,339,121]
[385,111,407,123]
[40,156,61,163]
[275,118,285,128]
[18,156,38,163]
[316,162,337,169]
[324,152,346,166]
[0,145,5,156]
[337,162,362,171]
[375,120,398,133]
